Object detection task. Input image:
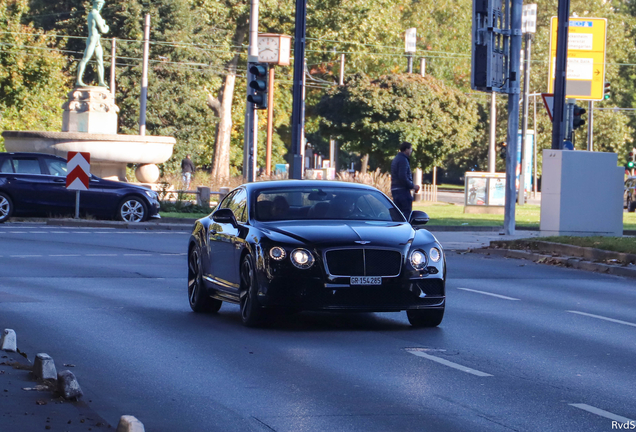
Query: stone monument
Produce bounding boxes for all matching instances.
[2,0,174,184]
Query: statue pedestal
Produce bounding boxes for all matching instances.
[62,87,119,134]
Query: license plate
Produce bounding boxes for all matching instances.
[350,276,382,285]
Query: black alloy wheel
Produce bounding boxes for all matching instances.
[0,192,13,223]
[239,255,265,327]
[406,308,445,328]
[188,247,222,313]
[118,197,147,222]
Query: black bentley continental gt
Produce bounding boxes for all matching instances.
[187,180,446,327]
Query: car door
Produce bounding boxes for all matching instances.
[5,156,49,213]
[206,190,243,292]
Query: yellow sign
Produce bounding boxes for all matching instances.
[548,17,607,101]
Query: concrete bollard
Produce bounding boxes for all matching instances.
[33,353,57,382]
[197,186,211,208]
[116,415,145,432]
[57,370,83,400]
[1,329,17,352]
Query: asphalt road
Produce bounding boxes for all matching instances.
[1,224,635,432]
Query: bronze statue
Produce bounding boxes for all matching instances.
[76,0,110,87]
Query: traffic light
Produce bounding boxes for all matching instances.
[572,105,586,130]
[628,148,636,169]
[498,141,507,159]
[603,82,611,100]
[247,62,268,110]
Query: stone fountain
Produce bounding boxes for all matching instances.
[2,0,175,183]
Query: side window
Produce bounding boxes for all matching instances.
[44,158,67,176]
[228,189,248,223]
[0,159,14,173]
[218,191,237,210]
[12,158,42,174]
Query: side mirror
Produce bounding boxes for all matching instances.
[409,210,429,226]
[212,208,238,227]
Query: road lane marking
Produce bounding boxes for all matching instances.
[457,287,520,301]
[51,231,68,233]
[10,255,43,258]
[49,254,81,257]
[86,254,117,257]
[569,404,634,423]
[5,231,27,233]
[29,231,48,233]
[567,310,636,328]
[406,349,493,377]
[124,253,152,256]
[72,231,91,234]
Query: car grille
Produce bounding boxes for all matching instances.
[325,249,402,277]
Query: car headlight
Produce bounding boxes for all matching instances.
[269,246,286,261]
[290,248,314,269]
[409,250,427,270]
[429,247,442,263]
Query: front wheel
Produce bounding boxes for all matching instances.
[118,197,147,222]
[407,308,444,328]
[240,255,266,327]
[0,192,13,223]
[188,247,222,313]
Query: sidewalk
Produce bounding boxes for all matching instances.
[432,230,539,251]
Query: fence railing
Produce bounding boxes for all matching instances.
[161,186,231,208]
[414,184,438,203]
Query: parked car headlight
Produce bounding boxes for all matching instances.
[409,250,427,270]
[269,246,286,261]
[429,247,442,263]
[291,248,314,269]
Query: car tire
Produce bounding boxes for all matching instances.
[240,254,266,327]
[0,192,13,223]
[188,246,222,313]
[407,308,444,328]
[118,196,147,222]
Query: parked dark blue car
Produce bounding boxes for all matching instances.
[0,152,160,223]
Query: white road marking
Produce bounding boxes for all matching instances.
[569,403,634,423]
[72,231,91,234]
[457,287,520,301]
[10,255,43,258]
[29,231,48,234]
[51,231,68,234]
[49,254,81,257]
[124,253,152,256]
[86,254,117,257]
[406,349,493,377]
[6,231,27,233]
[567,310,636,328]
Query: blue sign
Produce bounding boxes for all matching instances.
[516,131,534,193]
[570,21,593,27]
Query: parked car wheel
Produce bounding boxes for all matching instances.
[406,308,444,328]
[0,192,14,223]
[240,255,266,327]
[188,247,221,313]
[118,196,147,222]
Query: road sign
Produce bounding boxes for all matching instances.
[405,28,416,53]
[548,17,607,100]
[66,152,91,191]
[542,93,554,121]
[522,4,537,34]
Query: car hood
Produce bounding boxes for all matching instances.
[261,220,433,248]
[95,177,151,192]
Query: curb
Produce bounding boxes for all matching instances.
[474,248,636,278]
[46,219,193,231]
[489,240,636,265]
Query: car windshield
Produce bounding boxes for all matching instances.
[254,187,405,222]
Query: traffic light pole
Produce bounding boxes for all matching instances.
[587,100,594,151]
[550,0,571,150]
[243,0,260,182]
[290,0,307,180]
[504,0,523,235]
[518,32,532,206]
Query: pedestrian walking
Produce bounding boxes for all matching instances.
[390,141,420,218]
[181,154,195,190]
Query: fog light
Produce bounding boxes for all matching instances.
[291,248,314,269]
[269,246,286,261]
[410,250,427,270]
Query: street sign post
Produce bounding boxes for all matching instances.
[548,17,607,100]
[66,152,91,219]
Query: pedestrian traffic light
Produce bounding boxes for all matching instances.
[247,62,268,110]
[572,105,586,130]
[603,82,611,100]
[498,141,507,159]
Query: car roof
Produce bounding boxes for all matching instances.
[0,152,65,160]
[243,180,381,193]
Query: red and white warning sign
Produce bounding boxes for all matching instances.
[541,93,554,121]
[66,152,91,191]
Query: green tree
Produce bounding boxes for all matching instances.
[0,0,68,150]
[316,73,479,172]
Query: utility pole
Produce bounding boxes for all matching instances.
[488,92,496,173]
[587,100,594,151]
[407,55,413,73]
[265,67,274,176]
[243,0,260,182]
[339,53,345,86]
[290,0,307,180]
[533,94,538,197]
[139,14,150,136]
[550,0,571,150]
[518,4,536,205]
[504,0,523,235]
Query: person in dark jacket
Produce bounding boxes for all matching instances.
[390,142,420,218]
[181,154,195,190]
